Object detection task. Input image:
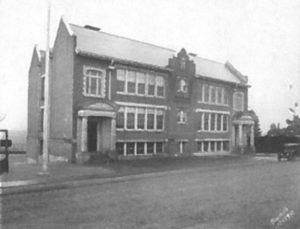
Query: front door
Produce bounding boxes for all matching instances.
[87,119,97,152]
[87,117,112,153]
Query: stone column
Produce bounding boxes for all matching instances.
[238,124,243,146]
[111,117,116,150]
[81,116,88,152]
[250,125,254,147]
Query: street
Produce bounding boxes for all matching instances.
[2,158,300,229]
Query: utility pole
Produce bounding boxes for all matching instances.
[41,0,51,174]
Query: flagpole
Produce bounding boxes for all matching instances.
[41,0,51,174]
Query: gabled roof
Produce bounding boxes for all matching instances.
[66,21,247,84]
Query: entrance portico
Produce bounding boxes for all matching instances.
[76,102,116,162]
[232,114,255,154]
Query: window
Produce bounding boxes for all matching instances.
[178,79,188,93]
[217,114,222,131]
[217,141,222,151]
[127,71,136,93]
[156,76,165,97]
[210,113,216,131]
[127,107,135,129]
[210,87,216,104]
[204,113,209,131]
[217,87,222,104]
[233,92,244,111]
[117,105,165,131]
[147,142,154,154]
[204,84,209,102]
[204,142,209,152]
[197,142,203,152]
[126,142,135,155]
[147,74,155,96]
[116,142,124,155]
[156,110,164,130]
[137,72,146,95]
[83,67,105,97]
[177,110,187,124]
[116,107,125,129]
[211,141,216,152]
[137,142,145,155]
[198,112,203,130]
[223,115,228,131]
[156,142,163,154]
[224,89,229,105]
[117,69,125,92]
[147,109,155,129]
[137,108,145,129]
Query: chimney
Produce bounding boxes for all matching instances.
[84,25,101,31]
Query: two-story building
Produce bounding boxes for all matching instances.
[27,18,255,162]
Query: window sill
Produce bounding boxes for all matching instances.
[116,91,165,99]
[83,93,105,98]
[197,101,229,107]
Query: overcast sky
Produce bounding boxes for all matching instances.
[0,0,299,133]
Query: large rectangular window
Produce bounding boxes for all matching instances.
[156,142,163,154]
[127,107,135,129]
[126,142,135,155]
[217,87,222,104]
[147,74,155,96]
[223,115,228,131]
[137,142,145,155]
[137,108,145,130]
[210,86,216,104]
[147,142,155,154]
[116,107,125,129]
[127,71,136,93]
[156,109,164,130]
[137,72,146,95]
[83,68,105,97]
[204,113,209,131]
[156,76,165,97]
[217,114,222,131]
[117,69,125,92]
[147,109,155,130]
[210,113,216,131]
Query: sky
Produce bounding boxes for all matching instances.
[0,0,299,134]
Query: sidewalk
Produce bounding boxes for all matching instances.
[0,154,263,195]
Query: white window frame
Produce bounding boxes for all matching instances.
[196,109,229,133]
[116,68,166,98]
[115,104,165,132]
[83,66,106,98]
[116,140,166,156]
[195,139,230,153]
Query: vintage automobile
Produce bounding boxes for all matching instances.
[278,143,300,161]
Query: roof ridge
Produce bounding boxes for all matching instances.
[69,23,176,53]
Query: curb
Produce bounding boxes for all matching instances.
[0,159,264,196]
